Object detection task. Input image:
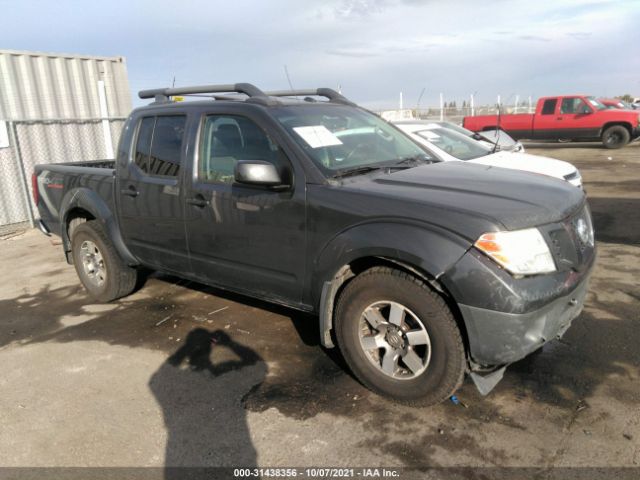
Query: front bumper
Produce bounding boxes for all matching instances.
[458,273,590,365]
[441,202,596,368]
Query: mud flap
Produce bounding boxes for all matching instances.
[470,366,507,396]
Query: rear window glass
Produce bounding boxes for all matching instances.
[149,116,186,177]
[134,117,154,173]
[541,99,557,115]
[133,115,186,177]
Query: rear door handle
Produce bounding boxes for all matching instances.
[186,195,209,208]
[121,186,139,197]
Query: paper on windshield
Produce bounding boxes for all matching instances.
[419,130,440,140]
[293,125,343,148]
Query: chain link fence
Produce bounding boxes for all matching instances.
[380,104,535,125]
[0,117,126,236]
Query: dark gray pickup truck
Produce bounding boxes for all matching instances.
[33,84,595,404]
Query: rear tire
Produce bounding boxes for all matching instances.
[71,220,137,302]
[602,125,630,149]
[334,267,466,405]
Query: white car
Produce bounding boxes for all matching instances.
[394,121,582,188]
[433,121,526,153]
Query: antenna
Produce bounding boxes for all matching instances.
[284,65,294,91]
[416,87,425,118]
[492,102,502,153]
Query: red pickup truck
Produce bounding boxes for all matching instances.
[463,95,640,148]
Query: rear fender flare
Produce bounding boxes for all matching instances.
[60,188,138,265]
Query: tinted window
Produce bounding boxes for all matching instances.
[541,99,557,115]
[134,117,155,173]
[148,116,186,177]
[199,115,288,184]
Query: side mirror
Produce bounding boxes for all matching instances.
[234,160,284,187]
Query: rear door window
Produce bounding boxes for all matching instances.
[134,117,155,173]
[541,99,557,115]
[133,115,186,177]
[149,116,186,177]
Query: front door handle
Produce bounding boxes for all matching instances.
[121,185,139,197]
[186,195,209,208]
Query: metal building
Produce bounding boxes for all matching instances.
[0,49,132,234]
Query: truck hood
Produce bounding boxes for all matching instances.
[468,151,577,180]
[599,108,640,120]
[342,161,585,235]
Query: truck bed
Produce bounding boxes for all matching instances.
[463,114,535,139]
[33,160,117,237]
[38,159,116,172]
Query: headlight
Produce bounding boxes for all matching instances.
[475,228,556,275]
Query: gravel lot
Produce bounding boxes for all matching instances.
[0,141,638,477]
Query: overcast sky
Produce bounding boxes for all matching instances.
[1,0,638,109]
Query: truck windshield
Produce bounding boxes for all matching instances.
[415,128,492,161]
[586,97,608,111]
[272,105,431,175]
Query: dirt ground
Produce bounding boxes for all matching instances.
[0,141,638,477]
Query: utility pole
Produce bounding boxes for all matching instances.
[440,93,444,121]
[399,91,403,110]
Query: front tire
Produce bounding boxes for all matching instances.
[71,220,137,302]
[602,125,630,149]
[334,267,466,405]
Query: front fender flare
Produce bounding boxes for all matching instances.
[313,221,471,347]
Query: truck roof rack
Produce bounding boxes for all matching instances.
[264,89,355,106]
[138,84,355,106]
[138,83,274,105]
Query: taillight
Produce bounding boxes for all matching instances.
[32,172,39,205]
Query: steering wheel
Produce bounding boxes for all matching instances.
[344,143,375,164]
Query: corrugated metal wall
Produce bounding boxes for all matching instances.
[0,50,132,234]
[0,49,131,120]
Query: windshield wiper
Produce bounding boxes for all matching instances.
[331,165,388,179]
[393,154,433,166]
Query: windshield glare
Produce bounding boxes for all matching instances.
[415,128,492,161]
[272,105,430,174]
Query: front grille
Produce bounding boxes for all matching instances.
[543,204,595,272]
[570,206,595,253]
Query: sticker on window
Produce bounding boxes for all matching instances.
[418,130,441,140]
[293,125,343,148]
